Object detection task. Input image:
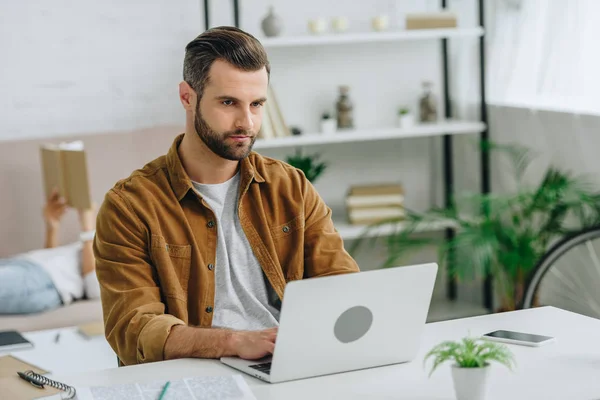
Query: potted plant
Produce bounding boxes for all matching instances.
[320,112,336,135]
[351,140,600,311]
[424,336,515,400]
[285,149,328,183]
[397,107,414,128]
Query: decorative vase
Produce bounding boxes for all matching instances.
[308,18,327,35]
[332,16,349,33]
[336,85,354,129]
[261,6,283,37]
[419,81,438,122]
[372,15,389,31]
[451,364,490,400]
[397,113,414,128]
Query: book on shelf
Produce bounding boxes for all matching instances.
[347,206,405,226]
[406,12,458,30]
[39,140,92,210]
[346,183,405,225]
[258,85,290,140]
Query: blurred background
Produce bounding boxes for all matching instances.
[2,0,600,334]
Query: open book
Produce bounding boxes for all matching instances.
[39,140,92,210]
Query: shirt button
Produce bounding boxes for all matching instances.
[207,263,214,271]
[205,306,213,313]
[282,225,290,233]
[207,220,215,228]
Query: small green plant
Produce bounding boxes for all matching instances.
[424,336,515,377]
[398,107,410,115]
[285,149,328,183]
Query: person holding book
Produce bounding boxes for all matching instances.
[0,190,100,314]
[94,26,360,366]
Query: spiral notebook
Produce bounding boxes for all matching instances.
[0,355,76,399]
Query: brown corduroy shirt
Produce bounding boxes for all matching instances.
[94,134,360,366]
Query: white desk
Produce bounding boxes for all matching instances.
[0,326,117,376]
[53,307,600,400]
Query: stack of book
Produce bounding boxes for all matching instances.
[345,184,405,225]
[405,11,458,30]
[258,85,292,139]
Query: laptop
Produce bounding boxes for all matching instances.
[220,262,437,383]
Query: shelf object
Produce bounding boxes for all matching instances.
[254,120,486,150]
[261,27,484,48]
[334,219,456,241]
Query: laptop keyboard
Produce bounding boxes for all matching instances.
[249,362,272,375]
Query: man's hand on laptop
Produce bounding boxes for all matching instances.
[229,327,278,360]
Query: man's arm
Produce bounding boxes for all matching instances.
[95,189,277,365]
[94,189,187,365]
[164,325,277,360]
[301,174,360,277]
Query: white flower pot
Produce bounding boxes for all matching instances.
[451,364,490,400]
[320,119,337,135]
[397,113,414,128]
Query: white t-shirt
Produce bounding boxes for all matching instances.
[193,172,280,330]
[18,242,100,305]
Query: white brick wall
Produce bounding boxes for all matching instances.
[0,0,202,141]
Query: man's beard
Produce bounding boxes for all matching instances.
[194,103,256,161]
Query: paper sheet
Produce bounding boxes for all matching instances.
[74,375,256,400]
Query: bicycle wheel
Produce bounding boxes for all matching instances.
[522,226,600,319]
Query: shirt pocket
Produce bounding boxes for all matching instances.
[269,214,305,281]
[150,235,192,299]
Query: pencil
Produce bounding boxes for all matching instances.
[157,381,170,400]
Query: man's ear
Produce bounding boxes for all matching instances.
[179,81,196,111]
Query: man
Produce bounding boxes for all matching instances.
[94,26,360,366]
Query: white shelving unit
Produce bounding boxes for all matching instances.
[261,27,484,48]
[254,120,485,150]
[256,23,490,319]
[333,218,457,241]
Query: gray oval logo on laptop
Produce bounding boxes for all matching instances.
[334,305,373,343]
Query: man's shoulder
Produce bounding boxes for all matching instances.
[248,151,306,185]
[108,154,169,202]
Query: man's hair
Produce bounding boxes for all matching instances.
[183,26,270,98]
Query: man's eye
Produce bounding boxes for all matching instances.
[222,100,234,106]
[252,102,263,108]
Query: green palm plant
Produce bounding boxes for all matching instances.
[424,336,515,377]
[351,140,600,311]
[286,149,328,183]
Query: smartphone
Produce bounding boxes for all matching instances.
[482,330,556,347]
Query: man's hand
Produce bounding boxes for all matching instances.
[229,327,278,360]
[43,189,67,231]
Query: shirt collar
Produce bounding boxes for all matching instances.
[166,133,265,202]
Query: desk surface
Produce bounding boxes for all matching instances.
[55,307,600,400]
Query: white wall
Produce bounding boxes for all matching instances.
[0,0,200,141]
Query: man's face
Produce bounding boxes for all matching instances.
[194,59,268,161]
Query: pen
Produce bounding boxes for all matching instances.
[17,371,44,389]
[157,381,170,400]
